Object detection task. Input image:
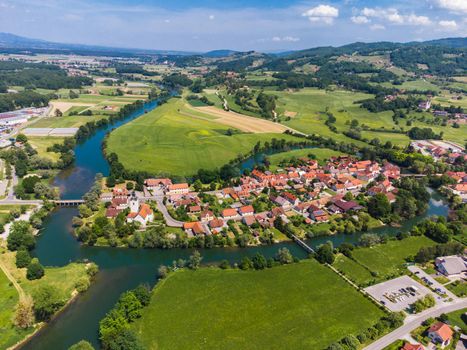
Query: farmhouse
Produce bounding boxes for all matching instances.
[126,196,154,227]
[145,178,172,191]
[427,322,453,348]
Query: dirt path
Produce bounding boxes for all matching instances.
[0,258,25,298]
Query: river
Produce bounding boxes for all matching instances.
[21,100,449,350]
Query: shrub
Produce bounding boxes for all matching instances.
[15,249,31,268]
[68,340,95,350]
[33,285,64,321]
[26,258,45,280]
[75,277,91,293]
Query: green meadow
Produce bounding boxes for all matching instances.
[132,260,384,350]
[107,97,301,176]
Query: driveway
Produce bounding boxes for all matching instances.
[408,265,458,301]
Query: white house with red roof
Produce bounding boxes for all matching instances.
[126,195,154,227]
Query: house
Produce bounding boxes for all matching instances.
[239,205,254,216]
[167,183,189,195]
[311,210,329,222]
[100,192,113,202]
[401,343,424,350]
[183,221,206,236]
[111,197,129,210]
[113,187,129,198]
[188,205,201,214]
[435,256,466,276]
[222,208,239,220]
[428,322,453,348]
[144,178,172,190]
[105,206,121,218]
[282,192,299,206]
[418,100,431,110]
[243,215,256,227]
[329,200,361,213]
[208,219,224,233]
[200,210,215,223]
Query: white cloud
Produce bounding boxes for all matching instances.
[302,5,339,25]
[360,7,431,26]
[438,20,458,30]
[272,36,300,42]
[370,24,385,30]
[406,15,431,26]
[208,14,215,20]
[351,16,369,24]
[435,0,467,14]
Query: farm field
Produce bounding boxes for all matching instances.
[132,260,384,350]
[30,114,109,129]
[28,136,64,162]
[351,236,437,279]
[107,97,301,176]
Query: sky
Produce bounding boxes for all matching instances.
[0,0,466,52]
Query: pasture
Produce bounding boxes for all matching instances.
[132,260,384,350]
[107,98,300,176]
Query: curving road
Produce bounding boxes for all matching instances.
[154,198,183,227]
[364,299,467,350]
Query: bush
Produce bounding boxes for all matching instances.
[15,249,32,268]
[75,277,91,293]
[68,340,95,350]
[26,258,45,280]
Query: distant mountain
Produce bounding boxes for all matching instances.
[0,32,198,56]
[415,37,467,48]
[203,50,238,58]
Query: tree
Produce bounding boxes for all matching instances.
[68,340,95,350]
[14,295,35,329]
[104,329,143,350]
[7,221,35,251]
[368,193,391,219]
[33,285,64,321]
[132,284,151,307]
[26,258,45,280]
[55,109,63,117]
[341,335,360,350]
[275,247,293,264]
[252,253,267,270]
[316,243,335,264]
[16,249,32,268]
[15,133,28,143]
[116,292,142,322]
[239,256,253,270]
[359,233,381,247]
[188,250,202,270]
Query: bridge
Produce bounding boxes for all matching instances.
[54,199,85,206]
[291,234,316,254]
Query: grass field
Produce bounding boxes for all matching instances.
[351,236,436,279]
[132,260,384,350]
[28,136,64,162]
[107,98,301,176]
[446,308,467,333]
[0,268,34,350]
[0,205,32,225]
[333,254,374,286]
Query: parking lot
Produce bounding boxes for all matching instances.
[364,275,435,312]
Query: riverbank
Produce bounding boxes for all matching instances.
[0,242,95,350]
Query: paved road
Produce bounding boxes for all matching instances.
[155,198,183,227]
[0,199,43,205]
[364,299,467,350]
[408,265,457,300]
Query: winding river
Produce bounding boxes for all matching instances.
[21,100,449,350]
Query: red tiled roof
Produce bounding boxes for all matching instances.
[428,322,453,342]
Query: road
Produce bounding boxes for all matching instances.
[408,265,457,300]
[6,166,18,200]
[364,299,467,350]
[154,198,183,227]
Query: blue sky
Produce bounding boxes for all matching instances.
[0,0,466,51]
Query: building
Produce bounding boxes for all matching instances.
[428,322,453,348]
[401,343,424,350]
[435,256,466,277]
[222,208,239,220]
[144,178,172,191]
[239,205,254,216]
[126,195,154,227]
[167,183,189,195]
[418,100,431,110]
